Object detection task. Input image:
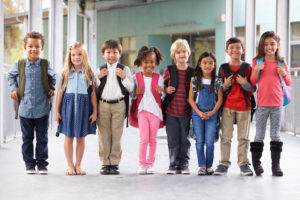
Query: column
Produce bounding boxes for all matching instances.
[245,0,256,63]
[85,2,97,70]
[225,0,234,62]
[0,0,4,147]
[68,0,78,46]
[28,0,43,32]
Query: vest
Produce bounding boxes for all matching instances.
[129,72,164,128]
[17,58,50,99]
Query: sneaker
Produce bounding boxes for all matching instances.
[26,165,36,174]
[240,164,253,176]
[147,165,155,174]
[110,165,120,175]
[100,165,110,175]
[181,167,190,175]
[137,165,147,175]
[37,165,48,175]
[166,167,176,175]
[198,167,207,176]
[175,166,182,174]
[206,167,214,175]
[214,165,228,175]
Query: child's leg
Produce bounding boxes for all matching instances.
[178,115,191,169]
[269,107,282,142]
[35,115,49,167]
[146,112,160,166]
[166,114,181,168]
[192,114,205,167]
[205,114,217,168]
[138,111,150,166]
[219,107,235,167]
[254,106,270,142]
[19,116,36,167]
[64,136,75,169]
[75,137,86,175]
[236,110,251,166]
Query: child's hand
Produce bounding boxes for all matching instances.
[134,88,144,96]
[115,68,126,80]
[166,86,176,94]
[236,74,247,85]
[224,74,233,88]
[156,85,163,96]
[203,111,214,119]
[10,91,18,101]
[255,62,264,71]
[56,112,62,126]
[89,112,97,124]
[277,61,288,76]
[48,89,55,97]
[98,68,108,79]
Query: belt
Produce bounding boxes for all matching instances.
[100,97,125,104]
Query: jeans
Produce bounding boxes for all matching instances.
[19,115,49,167]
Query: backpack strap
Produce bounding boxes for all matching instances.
[17,59,26,99]
[40,59,50,95]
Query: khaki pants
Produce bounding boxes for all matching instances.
[219,107,251,167]
[98,100,125,165]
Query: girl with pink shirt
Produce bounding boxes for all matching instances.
[250,31,291,177]
[129,46,165,174]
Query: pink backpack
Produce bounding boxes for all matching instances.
[129,72,164,128]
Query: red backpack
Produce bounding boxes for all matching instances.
[129,72,164,128]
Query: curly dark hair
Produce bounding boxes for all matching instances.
[24,32,44,47]
[194,51,217,93]
[134,46,164,66]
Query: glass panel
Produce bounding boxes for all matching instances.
[291,22,300,41]
[256,0,276,34]
[291,45,300,68]
[4,0,28,16]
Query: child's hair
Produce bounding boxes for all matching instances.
[101,40,122,54]
[134,46,164,66]
[170,39,191,61]
[226,37,244,49]
[194,51,217,93]
[62,42,94,91]
[24,32,45,47]
[255,31,283,62]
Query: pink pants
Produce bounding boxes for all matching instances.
[138,110,161,166]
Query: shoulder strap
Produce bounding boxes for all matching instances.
[191,77,197,101]
[40,59,50,95]
[256,57,264,82]
[238,62,250,77]
[220,63,232,78]
[17,59,26,99]
[136,72,144,89]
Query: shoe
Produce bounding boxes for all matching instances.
[26,165,36,174]
[250,142,264,176]
[166,167,176,175]
[198,167,207,176]
[181,167,190,175]
[37,165,48,175]
[137,165,147,175]
[100,165,110,175]
[206,168,214,175]
[147,165,155,174]
[110,165,120,175]
[240,164,253,176]
[270,141,283,176]
[214,164,228,175]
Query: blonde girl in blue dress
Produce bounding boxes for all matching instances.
[56,42,97,175]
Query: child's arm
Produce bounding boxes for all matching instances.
[187,82,206,120]
[203,87,223,119]
[7,61,20,101]
[47,61,56,97]
[236,67,256,92]
[55,80,63,126]
[218,66,232,91]
[117,66,134,93]
[278,61,292,86]
[157,75,165,99]
[250,59,264,85]
[89,83,98,123]
[163,67,176,94]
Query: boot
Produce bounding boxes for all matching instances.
[250,142,264,176]
[270,141,283,176]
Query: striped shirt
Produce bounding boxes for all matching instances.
[163,67,191,117]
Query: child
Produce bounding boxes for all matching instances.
[163,39,194,175]
[7,32,56,174]
[214,37,256,176]
[56,42,97,175]
[96,40,134,175]
[130,46,165,174]
[250,31,291,176]
[188,52,223,175]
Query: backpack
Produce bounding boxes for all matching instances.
[218,62,256,122]
[256,57,291,106]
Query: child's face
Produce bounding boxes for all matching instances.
[264,37,279,57]
[226,42,245,60]
[174,48,189,64]
[102,48,121,65]
[141,52,157,76]
[71,48,83,67]
[199,56,215,76]
[24,38,44,62]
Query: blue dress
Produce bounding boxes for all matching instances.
[57,67,96,138]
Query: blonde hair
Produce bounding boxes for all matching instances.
[62,42,94,91]
[170,39,191,61]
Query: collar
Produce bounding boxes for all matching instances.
[107,62,118,68]
[26,57,41,67]
[71,66,83,73]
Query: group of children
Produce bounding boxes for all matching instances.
[7,30,291,177]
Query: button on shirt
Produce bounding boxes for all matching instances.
[96,62,134,100]
[7,58,56,118]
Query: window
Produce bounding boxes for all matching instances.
[120,37,136,71]
[291,22,300,68]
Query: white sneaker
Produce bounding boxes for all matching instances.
[137,165,147,175]
[147,165,155,174]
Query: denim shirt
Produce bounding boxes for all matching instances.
[7,58,56,118]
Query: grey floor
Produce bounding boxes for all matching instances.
[0,123,300,200]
